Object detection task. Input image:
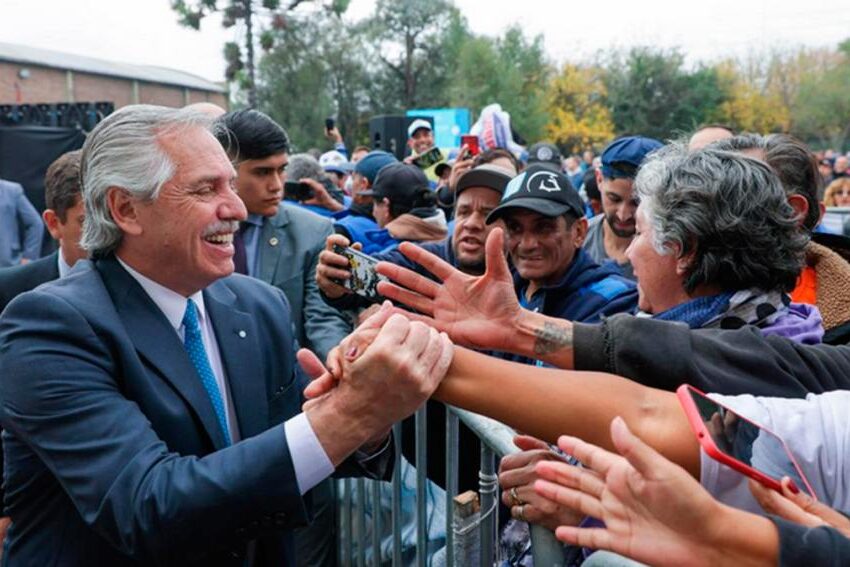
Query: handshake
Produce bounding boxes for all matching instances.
[297,301,454,465]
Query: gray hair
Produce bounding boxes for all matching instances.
[635,144,808,294]
[286,153,326,182]
[79,104,216,255]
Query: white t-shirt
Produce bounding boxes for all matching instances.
[700,390,850,515]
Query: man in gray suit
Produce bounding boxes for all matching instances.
[214,109,349,567]
[215,110,349,362]
[0,178,43,267]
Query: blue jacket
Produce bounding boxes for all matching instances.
[0,179,43,267]
[334,213,398,255]
[506,248,637,366]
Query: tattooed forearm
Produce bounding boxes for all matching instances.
[533,321,573,355]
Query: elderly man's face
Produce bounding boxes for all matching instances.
[452,187,501,274]
[503,209,583,286]
[130,126,246,295]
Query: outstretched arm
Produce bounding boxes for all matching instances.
[309,305,697,475]
[433,346,700,476]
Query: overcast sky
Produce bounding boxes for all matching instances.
[1,0,848,82]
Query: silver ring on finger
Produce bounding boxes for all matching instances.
[517,504,526,522]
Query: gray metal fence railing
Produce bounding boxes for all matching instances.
[337,406,565,566]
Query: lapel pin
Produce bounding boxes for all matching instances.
[238,330,247,338]
[269,237,279,247]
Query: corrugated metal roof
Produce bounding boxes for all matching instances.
[0,41,226,93]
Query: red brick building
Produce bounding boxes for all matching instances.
[0,41,227,108]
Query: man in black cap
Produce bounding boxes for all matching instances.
[584,135,663,280]
[486,164,638,365]
[526,142,563,173]
[333,150,397,254]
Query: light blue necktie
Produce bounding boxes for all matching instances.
[182,299,231,446]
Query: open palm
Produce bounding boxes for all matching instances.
[376,228,521,352]
[534,418,728,567]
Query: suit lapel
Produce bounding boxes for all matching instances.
[204,283,268,438]
[96,257,228,449]
[258,207,294,284]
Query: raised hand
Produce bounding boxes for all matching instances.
[532,417,778,567]
[376,227,521,352]
[316,233,361,299]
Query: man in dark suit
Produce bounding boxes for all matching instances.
[0,105,452,566]
[214,110,348,362]
[0,150,86,312]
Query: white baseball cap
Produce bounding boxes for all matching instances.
[407,118,432,138]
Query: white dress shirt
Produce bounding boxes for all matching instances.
[57,249,73,279]
[116,257,333,494]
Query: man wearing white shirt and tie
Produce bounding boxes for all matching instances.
[0,105,453,566]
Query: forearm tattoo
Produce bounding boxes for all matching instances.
[533,321,573,356]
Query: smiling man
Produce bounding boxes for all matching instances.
[584,136,663,280]
[0,105,452,566]
[486,165,638,365]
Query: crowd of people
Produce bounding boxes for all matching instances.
[1,101,850,567]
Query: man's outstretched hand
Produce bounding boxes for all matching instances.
[375,228,521,352]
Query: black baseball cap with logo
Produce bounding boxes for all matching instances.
[486,165,584,224]
[361,162,429,207]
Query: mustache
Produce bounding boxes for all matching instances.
[202,220,239,237]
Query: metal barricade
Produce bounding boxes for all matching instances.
[336,405,565,566]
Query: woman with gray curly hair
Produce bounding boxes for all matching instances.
[629,143,821,343]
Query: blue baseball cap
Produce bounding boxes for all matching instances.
[600,136,664,179]
[354,150,398,185]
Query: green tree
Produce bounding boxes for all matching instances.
[710,61,789,133]
[447,26,550,142]
[604,47,727,139]
[364,0,467,110]
[171,0,349,107]
[258,9,368,150]
[791,39,850,150]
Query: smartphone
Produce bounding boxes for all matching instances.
[284,180,314,202]
[325,117,335,132]
[460,134,480,156]
[412,146,444,170]
[677,384,816,498]
[333,245,388,302]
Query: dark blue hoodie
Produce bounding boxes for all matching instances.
[505,248,638,366]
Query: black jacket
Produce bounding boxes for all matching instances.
[574,314,850,397]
